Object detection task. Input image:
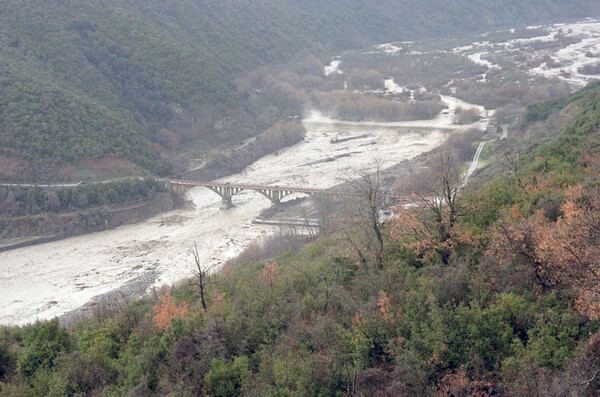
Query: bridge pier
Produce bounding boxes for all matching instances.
[221,195,234,210]
[208,185,244,210]
[256,189,293,206]
[171,182,187,197]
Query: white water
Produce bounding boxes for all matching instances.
[374,43,403,55]
[324,59,342,76]
[467,53,501,70]
[454,19,600,88]
[384,78,405,94]
[0,93,488,326]
[460,124,509,189]
[521,20,600,87]
[461,141,488,189]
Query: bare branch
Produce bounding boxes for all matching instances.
[341,160,387,270]
[502,152,530,194]
[581,369,600,386]
[192,242,217,310]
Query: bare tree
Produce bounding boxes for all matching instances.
[502,152,549,195]
[343,161,387,271]
[502,152,530,195]
[411,147,463,265]
[320,274,336,313]
[312,194,337,235]
[299,207,317,239]
[192,243,217,310]
[281,204,317,239]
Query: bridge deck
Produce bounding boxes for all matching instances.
[170,180,406,199]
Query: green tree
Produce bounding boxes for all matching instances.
[17,319,70,379]
[205,357,249,397]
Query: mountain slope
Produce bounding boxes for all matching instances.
[1,0,599,178]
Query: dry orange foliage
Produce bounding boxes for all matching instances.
[389,207,435,257]
[153,293,189,331]
[352,311,363,327]
[436,367,496,397]
[453,229,480,250]
[221,263,233,277]
[377,290,392,322]
[389,205,464,264]
[490,185,600,319]
[262,261,280,288]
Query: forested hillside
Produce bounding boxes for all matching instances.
[2,81,600,395]
[1,0,599,179]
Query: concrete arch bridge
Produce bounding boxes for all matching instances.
[169,180,406,209]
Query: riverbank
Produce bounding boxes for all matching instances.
[0,192,179,252]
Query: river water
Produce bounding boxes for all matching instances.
[0,87,487,326]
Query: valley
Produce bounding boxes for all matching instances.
[3,18,600,326]
[0,90,485,326]
[3,1,600,393]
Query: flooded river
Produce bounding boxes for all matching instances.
[0,85,487,325]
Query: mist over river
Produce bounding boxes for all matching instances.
[0,92,487,326]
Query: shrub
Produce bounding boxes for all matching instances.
[454,106,481,124]
[578,62,600,76]
[334,94,444,122]
[17,320,70,379]
[0,342,16,381]
[347,69,385,91]
[205,357,249,397]
[153,293,189,331]
[523,97,567,124]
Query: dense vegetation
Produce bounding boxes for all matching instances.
[335,95,445,122]
[0,179,168,218]
[2,83,600,397]
[0,179,176,241]
[195,122,306,181]
[1,1,599,177]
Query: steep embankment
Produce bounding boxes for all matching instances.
[1,0,599,180]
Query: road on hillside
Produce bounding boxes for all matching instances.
[0,177,147,188]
